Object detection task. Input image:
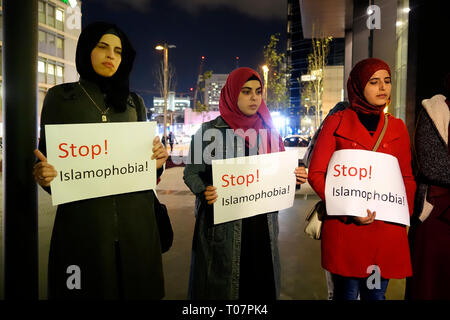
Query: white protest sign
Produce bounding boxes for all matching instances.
[212,150,298,225]
[325,149,410,226]
[45,122,157,206]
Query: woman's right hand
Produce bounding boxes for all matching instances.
[352,209,376,225]
[33,149,57,187]
[204,185,218,205]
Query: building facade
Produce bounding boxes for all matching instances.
[0,0,82,124]
[298,0,450,134]
[204,73,227,111]
[287,0,345,134]
[152,92,191,134]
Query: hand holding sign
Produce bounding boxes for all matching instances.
[353,209,376,225]
[204,185,218,205]
[33,149,58,187]
[294,166,307,185]
[151,136,168,169]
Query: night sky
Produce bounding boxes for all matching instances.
[82,0,287,106]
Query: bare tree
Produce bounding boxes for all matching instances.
[302,25,332,128]
[154,60,176,98]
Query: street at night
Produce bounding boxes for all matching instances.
[0,0,449,313]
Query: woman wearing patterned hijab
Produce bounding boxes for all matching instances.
[308,58,416,300]
[33,22,168,299]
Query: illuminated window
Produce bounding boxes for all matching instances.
[47,63,55,84]
[56,65,64,84]
[56,8,64,31]
[56,66,63,77]
[56,9,64,22]
[38,60,46,83]
[38,61,46,73]
[47,64,54,75]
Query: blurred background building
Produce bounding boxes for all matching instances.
[286,0,345,136]
[297,0,450,134]
[0,0,82,130]
[204,73,227,111]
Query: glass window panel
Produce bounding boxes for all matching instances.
[47,33,55,45]
[46,33,56,55]
[56,9,63,22]
[38,61,46,83]
[39,31,46,43]
[47,75,55,85]
[56,37,63,49]
[38,1,46,24]
[47,67,55,84]
[47,4,55,27]
[56,37,64,57]
[56,9,64,31]
[38,30,46,52]
[56,66,63,77]
[38,61,46,73]
[47,64,54,75]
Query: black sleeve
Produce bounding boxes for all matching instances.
[131,92,147,122]
[414,108,450,187]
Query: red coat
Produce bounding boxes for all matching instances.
[308,108,416,279]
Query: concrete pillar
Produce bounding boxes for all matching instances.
[2,0,39,299]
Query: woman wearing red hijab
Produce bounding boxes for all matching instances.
[183,67,307,299]
[308,58,416,300]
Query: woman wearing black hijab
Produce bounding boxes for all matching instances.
[32,22,168,299]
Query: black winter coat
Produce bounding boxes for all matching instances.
[39,79,164,299]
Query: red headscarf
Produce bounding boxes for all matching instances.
[219,67,284,153]
[347,58,391,114]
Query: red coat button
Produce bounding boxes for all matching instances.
[352,142,357,147]
[383,143,388,149]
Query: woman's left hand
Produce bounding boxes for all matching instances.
[152,136,169,169]
[294,166,308,185]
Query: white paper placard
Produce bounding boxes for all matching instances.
[325,149,410,226]
[45,122,157,205]
[212,151,298,224]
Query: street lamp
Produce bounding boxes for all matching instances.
[155,43,176,145]
[262,65,269,102]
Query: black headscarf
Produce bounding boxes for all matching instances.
[76,22,136,112]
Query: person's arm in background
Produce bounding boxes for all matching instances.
[183,127,206,194]
[414,109,450,223]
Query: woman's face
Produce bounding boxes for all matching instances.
[363,69,391,107]
[90,34,122,77]
[237,80,262,116]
